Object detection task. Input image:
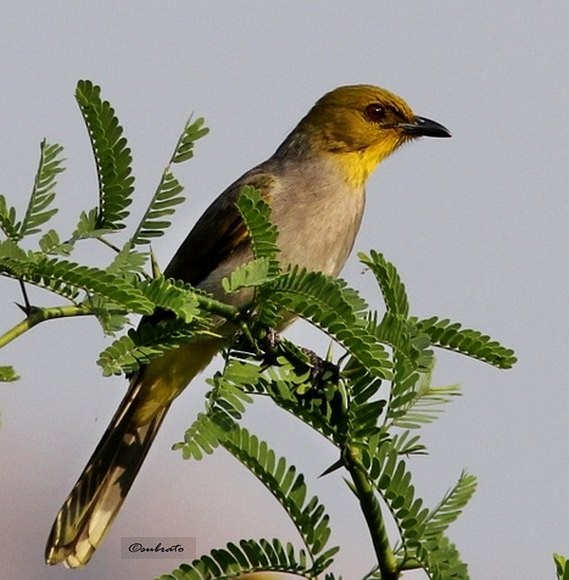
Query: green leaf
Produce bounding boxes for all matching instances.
[38,229,73,255]
[0,194,21,239]
[140,277,202,323]
[268,267,390,379]
[413,533,470,580]
[171,116,210,164]
[222,257,273,293]
[158,538,312,580]
[18,140,64,238]
[390,365,462,429]
[359,250,409,317]
[0,239,27,261]
[554,554,569,580]
[235,185,281,277]
[75,80,134,230]
[72,208,98,240]
[1,252,153,310]
[390,430,427,456]
[362,438,429,550]
[424,471,477,537]
[414,316,517,369]
[172,410,236,460]
[221,424,337,565]
[107,245,148,277]
[0,365,19,382]
[97,319,208,376]
[131,170,185,246]
[87,295,130,335]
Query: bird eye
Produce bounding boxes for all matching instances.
[365,103,386,122]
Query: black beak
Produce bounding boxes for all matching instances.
[400,116,451,138]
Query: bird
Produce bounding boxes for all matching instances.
[45,84,451,567]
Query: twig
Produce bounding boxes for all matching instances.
[343,444,399,579]
[0,304,93,349]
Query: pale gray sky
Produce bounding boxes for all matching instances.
[0,2,567,579]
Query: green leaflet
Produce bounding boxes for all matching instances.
[171,116,210,164]
[97,318,209,376]
[223,425,336,556]
[157,539,313,580]
[424,471,477,538]
[554,554,569,580]
[0,140,64,242]
[19,140,64,238]
[132,170,185,246]
[222,257,273,293]
[0,194,20,239]
[236,185,281,278]
[414,316,517,369]
[75,80,134,230]
[0,365,19,382]
[268,267,391,379]
[359,250,409,317]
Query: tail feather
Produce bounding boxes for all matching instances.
[46,340,221,568]
[45,374,169,568]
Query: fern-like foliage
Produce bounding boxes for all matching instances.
[0,194,20,239]
[140,277,202,323]
[126,116,208,250]
[132,170,185,245]
[157,538,316,580]
[19,140,64,238]
[0,239,27,261]
[0,140,64,242]
[423,471,477,539]
[1,253,154,311]
[359,250,409,317]
[361,437,473,579]
[171,116,209,164]
[38,229,74,256]
[235,185,280,278]
[555,554,569,580]
[388,364,462,430]
[343,357,386,442]
[222,424,338,565]
[268,268,391,379]
[172,410,236,460]
[223,257,276,294]
[413,316,517,369]
[75,80,134,230]
[97,318,211,376]
[361,439,430,552]
[412,534,470,580]
[106,245,148,278]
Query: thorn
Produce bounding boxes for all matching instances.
[319,458,344,478]
[17,279,34,315]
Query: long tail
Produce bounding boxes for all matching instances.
[45,341,220,568]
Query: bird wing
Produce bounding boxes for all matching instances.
[164,168,276,287]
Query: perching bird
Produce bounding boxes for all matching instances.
[45,84,450,567]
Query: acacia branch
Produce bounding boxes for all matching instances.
[344,444,399,580]
[0,304,94,349]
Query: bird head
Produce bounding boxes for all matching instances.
[288,84,451,186]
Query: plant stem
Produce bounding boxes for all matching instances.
[344,444,399,579]
[0,304,92,349]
